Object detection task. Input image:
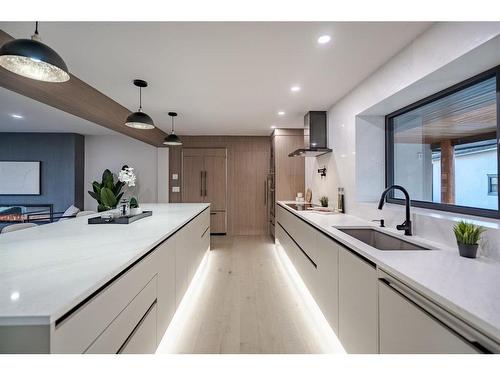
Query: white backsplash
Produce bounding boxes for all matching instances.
[305,22,500,261]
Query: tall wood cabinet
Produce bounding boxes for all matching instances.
[269,129,305,238]
[182,148,227,234]
[169,136,270,235]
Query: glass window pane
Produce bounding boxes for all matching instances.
[392,76,497,210]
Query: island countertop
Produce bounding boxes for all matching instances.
[277,201,500,345]
[0,203,210,325]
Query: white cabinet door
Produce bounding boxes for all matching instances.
[379,281,481,354]
[175,229,189,308]
[338,247,378,353]
[156,239,176,340]
[315,232,339,334]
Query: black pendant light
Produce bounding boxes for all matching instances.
[0,22,69,83]
[125,79,155,130]
[163,112,182,146]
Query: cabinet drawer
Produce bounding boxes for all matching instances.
[276,205,289,229]
[379,280,482,354]
[210,211,226,234]
[276,222,317,295]
[51,249,158,353]
[85,275,157,354]
[276,206,318,263]
[119,302,158,354]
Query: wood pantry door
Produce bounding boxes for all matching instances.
[204,155,227,211]
[182,148,227,234]
[181,155,204,203]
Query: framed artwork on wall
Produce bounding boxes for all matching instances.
[0,161,41,195]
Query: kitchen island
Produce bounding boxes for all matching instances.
[0,203,210,354]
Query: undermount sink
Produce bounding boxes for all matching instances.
[335,228,432,251]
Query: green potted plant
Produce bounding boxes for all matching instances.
[319,196,329,208]
[129,197,143,216]
[87,169,125,212]
[453,220,486,259]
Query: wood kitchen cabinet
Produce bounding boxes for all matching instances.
[269,129,305,239]
[182,148,227,234]
[169,136,270,235]
[272,129,305,201]
[338,247,378,353]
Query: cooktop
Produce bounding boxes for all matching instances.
[284,203,317,211]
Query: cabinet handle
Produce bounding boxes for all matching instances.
[264,180,267,206]
[200,171,203,197]
[204,171,207,196]
[276,221,317,268]
[379,271,494,352]
[201,226,209,237]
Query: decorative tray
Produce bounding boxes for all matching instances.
[88,211,152,224]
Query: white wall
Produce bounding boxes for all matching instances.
[84,134,168,211]
[305,22,500,259]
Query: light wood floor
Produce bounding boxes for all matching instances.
[157,235,341,354]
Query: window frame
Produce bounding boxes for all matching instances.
[385,66,500,219]
[488,174,498,196]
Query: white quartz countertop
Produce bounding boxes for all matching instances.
[0,203,210,325]
[277,201,500,344]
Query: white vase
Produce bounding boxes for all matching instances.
[130,207,143,216]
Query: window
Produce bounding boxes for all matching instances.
[386,67,500,218]
[488,174,498,196]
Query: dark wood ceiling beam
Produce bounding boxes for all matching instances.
[0,30,168,147]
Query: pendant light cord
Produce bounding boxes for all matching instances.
[31,21,41,41]
[171,116,174,133]
[139,87,142,111]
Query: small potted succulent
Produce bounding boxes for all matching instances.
[319,196,329,208]
[453,220,486,259]
[129,197,143,216]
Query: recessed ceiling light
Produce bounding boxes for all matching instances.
[290,85,301,92]
[11,114,23,119]
[317,35,331,44]
[271,125,276,129]
[10,291,20,301]
[277,111,285,116]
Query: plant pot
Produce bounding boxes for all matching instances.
[457,243,478,259]
[130,207,143,216]
[320,203,328,208]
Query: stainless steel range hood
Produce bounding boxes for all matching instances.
[289,111,332,157]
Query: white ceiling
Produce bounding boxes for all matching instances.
[0,22,432,136]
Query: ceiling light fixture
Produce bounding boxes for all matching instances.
[163,112,182,146]
[0,22,69,83]
[290,85,301,92]
[317,35,331,44]
[10,114,23,119]
[125,79,155,130]
[271,125,276,129]
[10,291,20,301]
[278,111,285,116]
